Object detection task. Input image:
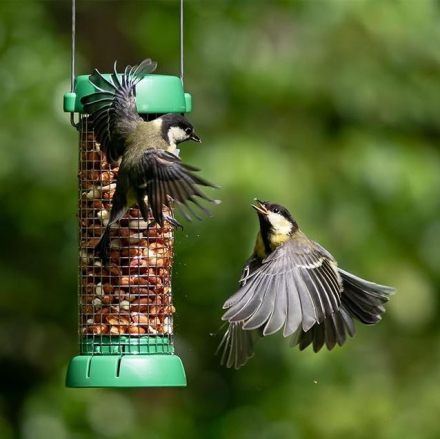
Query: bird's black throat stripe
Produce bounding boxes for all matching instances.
[259,216,273,256]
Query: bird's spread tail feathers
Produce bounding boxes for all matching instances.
[290,269,395,352]
[338,268,395,324]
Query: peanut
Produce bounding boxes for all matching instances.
[87,324,109,335]
[128,326,146,335]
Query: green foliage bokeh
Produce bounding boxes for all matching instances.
[0,1,440,438]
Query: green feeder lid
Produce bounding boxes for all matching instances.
[64,74,192,114]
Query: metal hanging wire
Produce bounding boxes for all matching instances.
[70,0,78,128]
[70,0,76,94]
[69,0,185,116]
[180,0,184,86]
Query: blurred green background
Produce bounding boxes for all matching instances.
[1,0,440,438]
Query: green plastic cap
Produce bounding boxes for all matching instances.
[63,74,192,114]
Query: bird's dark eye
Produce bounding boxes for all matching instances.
[185,127,192,134]
[273,208,280,214]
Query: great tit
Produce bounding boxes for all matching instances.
[217,200,395,369]
[81,59,219,261]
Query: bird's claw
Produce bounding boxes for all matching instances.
[146,214,183,231]
[163,214,184,230]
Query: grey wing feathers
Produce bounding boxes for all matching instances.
[290,269,395,352]
[221,238,343,338]
[136,149,218,226]
[290,305,356,352]
[81,59,157,162]
[216,322,262,369]
[215,256,262,369]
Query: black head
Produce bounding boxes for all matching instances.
[159,113,201,146]
[252,199,298,236]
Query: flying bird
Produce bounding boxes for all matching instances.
[217,200,395,369]
[81,58,219,261]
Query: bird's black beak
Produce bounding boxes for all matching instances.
[251,199,269,216]
[190,132,202,143]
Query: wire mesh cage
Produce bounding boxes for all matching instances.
[65,74,191,387]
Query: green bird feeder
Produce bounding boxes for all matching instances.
[64,69,191,387]
[63,0,191,387]
[64,71,190,388]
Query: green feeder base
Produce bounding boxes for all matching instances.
[66,355,186,388]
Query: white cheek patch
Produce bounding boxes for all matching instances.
[268,212,293,235]
[168,126,187,145]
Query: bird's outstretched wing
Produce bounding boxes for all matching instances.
[81,59,157,162]
[222,235,343,337]
[289,268,395,352]
[134,148,219,226]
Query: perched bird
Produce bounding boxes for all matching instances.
[81,58,218,261]
[217,200,395,369]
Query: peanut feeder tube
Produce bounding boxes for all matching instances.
[64,74,190,387]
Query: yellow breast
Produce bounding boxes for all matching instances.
[269,232,291,249]
[255,232,268,260]
[254,230,291,260]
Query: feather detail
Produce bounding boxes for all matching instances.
[81,58,157,163]
[134,149,218,226]
[289,269,394,352]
